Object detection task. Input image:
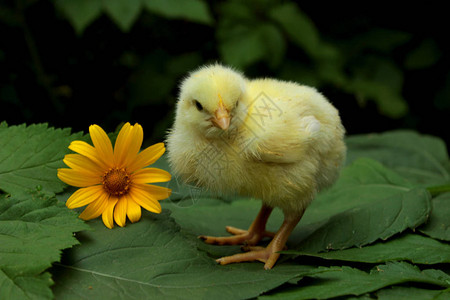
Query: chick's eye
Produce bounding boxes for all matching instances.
[194,100,203,111]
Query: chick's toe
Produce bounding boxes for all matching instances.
[198,204,274,246]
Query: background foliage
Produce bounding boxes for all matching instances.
[0,0,449,143]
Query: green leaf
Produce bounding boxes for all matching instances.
[377,286,450,300]
[346,130,450,186]
[372,59,404,94]
[218,25,267,68]
[0,123,83,195]
[405,39,441,69]
[348,28,412,53]
[291,159,431,252]
[420,192,450,241]
[348,78,408,118]
[216,1,286,68]
[52,211,322,299]
[269,3,319,56]
[0,191,88,300]
[103,0,142,32]
[285,233,450,264]
[0,270,53,300]
[260,24,286,69]
[143,0,213,25]
[261,262,450,300]
[279,61,320,87]
[54,0,102,35]
[345,57,408,118]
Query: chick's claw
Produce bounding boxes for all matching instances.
[198,226,274,246]
[215,244,281,270]
[198,232,250,246]
[226,226,276,239]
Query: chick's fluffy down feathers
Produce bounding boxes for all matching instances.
[167,64,346,217]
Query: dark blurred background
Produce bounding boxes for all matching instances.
[1,0,449,144]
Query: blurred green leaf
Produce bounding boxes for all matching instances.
[218,1,257,23]
[372,59,404,93]
[349,29,412,53]
[269,3,319,56]
[0,6,20,26]
[260,24,286,69]
[218,25,266,68]
[316,60,347,86]
[347,57,408,118]
[166,52,202,75]
[54,0,102,34]
[103,0,142,32]
[143,0,213,25]
[217,3,286,69]
[279,62,320,87]
[420,192,450,241]
[125,52,182,108]
[348,78,408,118]
[405,39,441,69]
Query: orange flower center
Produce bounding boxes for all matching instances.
[102,168,131,196]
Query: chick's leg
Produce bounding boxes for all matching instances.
[216,214,302,270]
[199,204,274,246]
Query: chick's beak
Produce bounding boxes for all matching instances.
[211,98,231,130]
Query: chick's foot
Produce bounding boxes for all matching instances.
[198,204,274,246]
[215,215,301,270]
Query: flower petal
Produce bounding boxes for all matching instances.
[126,196,141,223]
[102,197,119,229]
[114,123,144,168]
[125,124,144,166]
[128,142,165,173]
[58,168,102,187]
[79,192,109,220]
[133,183,172,201]
[63,154,104,176]
[89,125,114,165]
[129,187,162,213]
[113,122,132,167]
[114,197,127,227]
[69,140,110,170]
[132,168,171,184]
[66,185,104,209]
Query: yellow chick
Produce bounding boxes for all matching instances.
[166,64,346,269]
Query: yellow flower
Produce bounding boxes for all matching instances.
[57,122,171,229]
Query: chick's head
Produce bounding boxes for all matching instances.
[177,64,247,137]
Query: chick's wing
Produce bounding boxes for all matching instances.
[245,112,322,164]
